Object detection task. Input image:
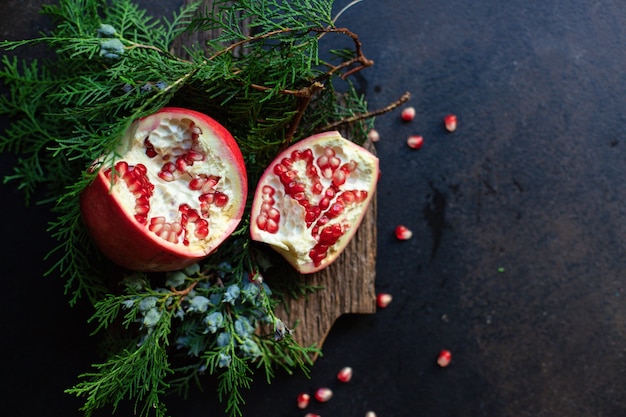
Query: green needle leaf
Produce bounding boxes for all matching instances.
[0,1,391,416]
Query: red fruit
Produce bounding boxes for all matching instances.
[401,106,416,122]
[444,114,457,132]
[376,293,393,308]
[250,131,379,274]
[80,107,247,272]
[437,349,452,367]
[394,225,412,240]
[407,135,424,149]
[314,387,333,402]
[337,366,353,382]
[296,392,310,409]
[367,128,380,142]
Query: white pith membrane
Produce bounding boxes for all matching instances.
[251,132,378,272]
[101,115,243,254]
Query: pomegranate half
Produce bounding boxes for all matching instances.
[250,131,379,274]
[80,107,247,272]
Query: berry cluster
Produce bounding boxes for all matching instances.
[122,261,282,367]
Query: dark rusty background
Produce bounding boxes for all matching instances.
[1,1,625,416]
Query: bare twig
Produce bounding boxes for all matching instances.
[318,91,412,132]
[166,281,199,310]
[208,28,296,61]
[210,26,373,81]
[126,40,192,63]
[283,81,325,148]
[246,82,317,98]
[313,27,374,79]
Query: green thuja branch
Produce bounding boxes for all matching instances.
[66,244,318,417]
[0,1,401,416]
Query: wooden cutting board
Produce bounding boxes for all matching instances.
[273,187,377,357]
[172,0,377,357]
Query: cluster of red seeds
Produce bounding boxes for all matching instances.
[395,107,458,149]
[150,130,230,217]
[112,123,233,246]
[144,127,205,183]
[256,145,369,267]
[104,161,154,225]
[297,366,378,417]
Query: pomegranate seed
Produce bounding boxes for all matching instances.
[332,169,347,186]
[337,366,353,383]
[341,160,357,173]
[214,191,229,207]
[444,114,457,132]
[367,128,380,142]
[266,218,279,234]
[186,150,204,161]
[262,185,274,196]
[401,106,416,122]
[194,219,209,240]
[365,412,377,417]
[437,349,452,367]
[407,135,424,149]
[305,414,321,417]
[296,392,310,409]
[327,202,345,218]
[314,387,333,402]
[394,225,412,240]
[176,156,190,172]
[376,293,393,308]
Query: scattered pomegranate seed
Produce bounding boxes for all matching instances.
[305,414,321,417]
[444,114,457,132]
[394,225,412,240]
[337,366,353,383]
[365,412,378,417]
[401,106,416,122]
[296,392,310,409]
[314,387,333,402]
[368,129,380,142]
[376,293,393,308]
[437,349,452,367]
[407,135,424,149]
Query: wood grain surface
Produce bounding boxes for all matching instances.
[273,187,377,356]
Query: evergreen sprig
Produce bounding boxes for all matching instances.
[0,1,407,416]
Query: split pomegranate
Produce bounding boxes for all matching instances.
[80,107,247,272]
[250,131,379,274]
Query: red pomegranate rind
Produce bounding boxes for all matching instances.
[80,107,247,272]
[250,131,378,274]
